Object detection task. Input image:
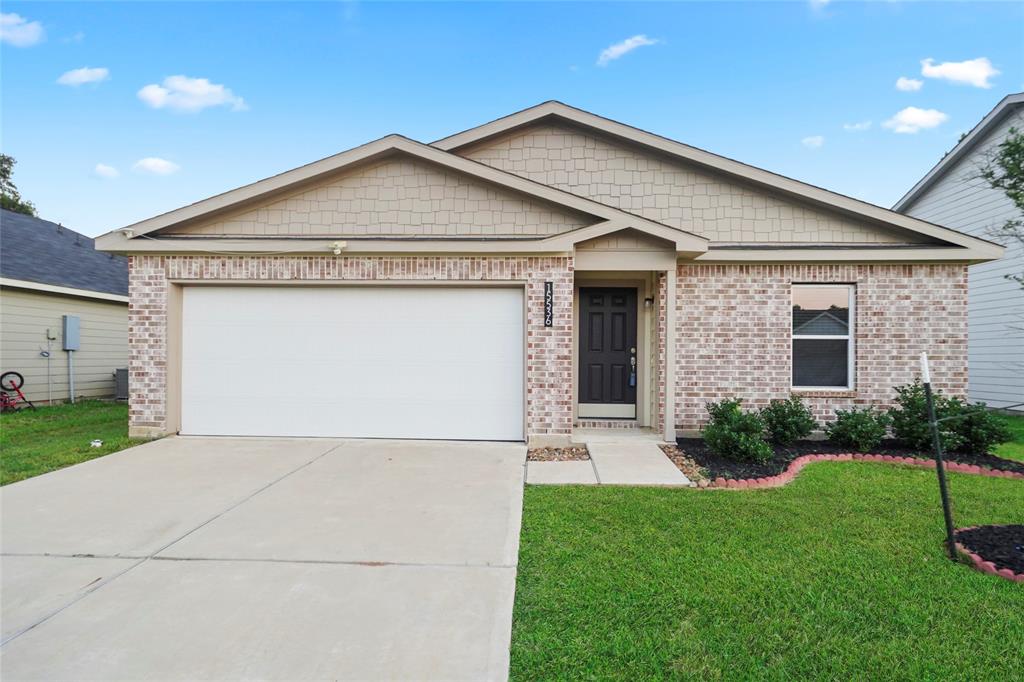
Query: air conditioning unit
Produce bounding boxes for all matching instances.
[114,368,129,401]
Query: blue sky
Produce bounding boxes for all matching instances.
[2,1,1022,236]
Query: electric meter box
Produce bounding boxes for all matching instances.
[62,315,81,351]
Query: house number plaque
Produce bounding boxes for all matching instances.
[543,282,553,327]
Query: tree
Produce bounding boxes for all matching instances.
[977,127,1024,287]
[0,154,37,217]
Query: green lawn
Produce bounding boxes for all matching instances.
[512,463,1024,680]
[995,413,1024,462]
[0,400,149,485]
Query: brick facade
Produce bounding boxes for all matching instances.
[128,255,574,440]
[131,257,969,441]
[672,263,969,430]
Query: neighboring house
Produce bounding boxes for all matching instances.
[95,102,1003,443]
[0,209,128,404]
[895,93,1024,412]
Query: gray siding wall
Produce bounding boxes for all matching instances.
[903,107,1024,410]
[0,287,129,403]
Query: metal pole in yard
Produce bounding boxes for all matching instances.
[68,350,76,404]
[920,352,957,560]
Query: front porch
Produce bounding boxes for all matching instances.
[570,228,680,443]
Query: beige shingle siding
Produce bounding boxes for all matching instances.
[901,107,1024,411]
[0,288,128,403]
[575,229,670,251]
[167,156,591,238]
[461,123,931,245]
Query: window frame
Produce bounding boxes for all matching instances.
[790,283,855,391]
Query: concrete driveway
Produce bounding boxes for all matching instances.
[1,437,526,681]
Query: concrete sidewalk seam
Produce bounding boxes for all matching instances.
[589,453,602,484]
[1,553,516,570]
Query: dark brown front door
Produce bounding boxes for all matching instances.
[579,287,638,414]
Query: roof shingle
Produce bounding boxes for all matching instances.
[0,209,128,296]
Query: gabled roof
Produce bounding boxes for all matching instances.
[893,92,1024,212]
[0,209,128,297]
[96,134,707,255]
[433,100,1003,259]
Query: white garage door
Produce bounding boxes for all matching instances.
[180,286,524,440]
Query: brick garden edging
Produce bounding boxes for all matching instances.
[708,453,1024,490]
[954,526,1024,584]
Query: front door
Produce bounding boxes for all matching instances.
[578,287,638,419]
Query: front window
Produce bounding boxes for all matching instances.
[792,284,854,389]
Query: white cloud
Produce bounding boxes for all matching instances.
[596,35,659,67]
[895,76,923,92]
[133,157,180,175]
[94,163,119,179]
[137,75,247,112]
[882,107,948,134]
[843,121,872,132]
[921,57,999,89]
[1,12,44,47]
[801,135,825,149]
[57,67,110,87]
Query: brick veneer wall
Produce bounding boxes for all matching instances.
[672,263,969,429]
[128,255,574,440]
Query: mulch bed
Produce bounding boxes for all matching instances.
[955,525,1024,576]
[674,437,1024,480]
[527,445,590,462]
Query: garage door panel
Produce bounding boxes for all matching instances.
[181,287,524,440]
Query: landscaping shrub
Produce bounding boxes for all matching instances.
[888,381,965,452]
[760,396,816,445]
[889,383,1012,454]
[954,402,1012,454]
[703,398,773,463]
[825,407,890,453]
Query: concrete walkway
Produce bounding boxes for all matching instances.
[1,437,526,681]
[527,429,691,486]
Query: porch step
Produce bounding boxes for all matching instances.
[574,419,643,430]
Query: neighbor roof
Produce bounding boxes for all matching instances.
[434,100,1003,257]
[893,92,1024,212]
[0,209,128,296]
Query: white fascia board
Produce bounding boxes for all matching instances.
[0,277,129,303]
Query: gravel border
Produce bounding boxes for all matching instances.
[527,445,590,462]
[659,444,710,486]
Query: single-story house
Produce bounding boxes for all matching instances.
[895,92,1023,412]
[1,209,128,404]
[95,102,1003,444]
